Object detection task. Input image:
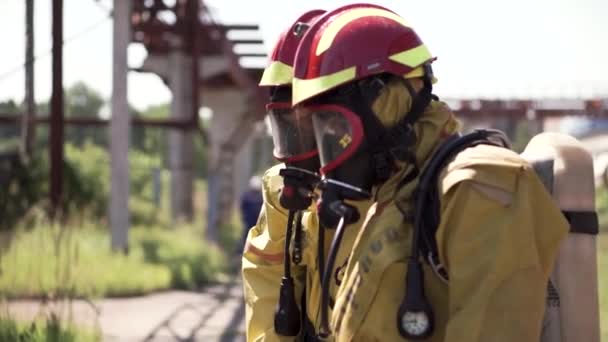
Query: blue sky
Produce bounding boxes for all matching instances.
[0,0,607,111]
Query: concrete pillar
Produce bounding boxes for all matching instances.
[206,117,236,243]
[110,0,131,252]
[218,146,236,222]
[205,89,264,242]
[233,132,254,206]
[168,50,194,222]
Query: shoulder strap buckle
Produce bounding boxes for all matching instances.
[427,252,449,284]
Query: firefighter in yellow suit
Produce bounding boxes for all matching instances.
[244,3,569,341]
[242,9,372,341]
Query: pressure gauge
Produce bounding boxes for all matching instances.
[397,259,435,340]
[400,311,431,338]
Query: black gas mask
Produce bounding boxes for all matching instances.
[297,77,394,229]
[295,77,396,338]
[298,69,436,338]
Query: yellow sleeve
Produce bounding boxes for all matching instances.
[242,165,305,342]
[436,165,568,342]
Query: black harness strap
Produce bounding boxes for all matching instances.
[562,211,599,235]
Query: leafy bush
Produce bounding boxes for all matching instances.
[133,226,224,290]
[1,142,169,229]
[63,143,110,218]
[64,142,164,221]
[0,152,46,229]
[0,218,225,299]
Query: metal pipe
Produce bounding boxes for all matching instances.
[110,0,132,252]
[190,0,200,126]
[22,0,35,158]
[50,0,64,218]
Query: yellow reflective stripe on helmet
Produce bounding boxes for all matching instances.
[389,44,432,68]
[403,65,438,83]
[259,60,294,86]
[316,8,410,56]
[292,66,356,105]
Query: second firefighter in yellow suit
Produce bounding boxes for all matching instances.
[243,8,371,341]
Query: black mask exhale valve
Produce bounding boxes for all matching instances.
[279,166,320,211]
[317,178,368,229]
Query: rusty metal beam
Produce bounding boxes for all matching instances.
[50,0,64,217]
[231,39,264,45]
[0,114,202,129]
[452,109,608,119]
[222,24,260,31]
[1,107,606,130]
[218,36,266,112]
[22,0,35,158]
[190,0,200,128]
[237,52,267,58]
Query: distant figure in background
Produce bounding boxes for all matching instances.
[238,176,263,253]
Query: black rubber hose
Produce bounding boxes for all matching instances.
[318,214,348,338]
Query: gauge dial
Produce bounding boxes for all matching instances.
[400,311,430,337]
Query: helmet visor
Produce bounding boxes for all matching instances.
[267,102,318,162]
[297,105,364,174]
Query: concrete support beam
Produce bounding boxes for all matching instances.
[168,50,194,222]
[110,0,131,252]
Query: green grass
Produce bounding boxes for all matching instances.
[0,315,98,342]
[0,218,226,299]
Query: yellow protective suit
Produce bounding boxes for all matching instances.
[243,78,568,341]
[330,79,570,341]
[242,163,371,341]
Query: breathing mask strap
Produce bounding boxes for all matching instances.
[350,80,396,183]
[389,64,434,164]
[348,65,435,184]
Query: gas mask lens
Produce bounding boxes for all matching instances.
[304,105,364,174]
[267,102,317,162]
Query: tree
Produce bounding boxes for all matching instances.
[132,103,167,154]
[0,100,21,151]
[132,103,208,179]
[65,81,105,146]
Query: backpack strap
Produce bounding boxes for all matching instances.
[413,129,511,282]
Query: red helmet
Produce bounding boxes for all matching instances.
[259,10,326,87]
[259,10,326,162]
[292,4,435,105]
